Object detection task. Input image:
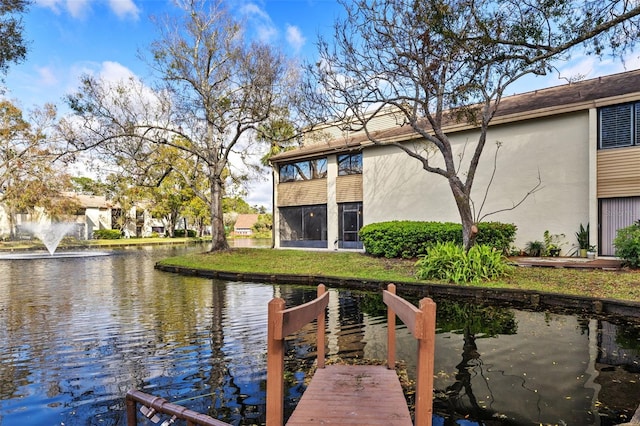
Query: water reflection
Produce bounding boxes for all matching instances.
[1,246,640,425]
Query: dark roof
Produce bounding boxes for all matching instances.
[270,69,640,163]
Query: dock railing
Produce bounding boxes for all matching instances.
[266,284,329,425]
[266,283,436,426]
[125,389,232,426]
[383,283,436,426]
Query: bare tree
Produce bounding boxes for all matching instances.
[63,0,297,251]
[306,0,640,249]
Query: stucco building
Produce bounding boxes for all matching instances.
[269,69,640,256]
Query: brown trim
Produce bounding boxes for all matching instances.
[276,179,328,207]
[271,70,640,163]
[597,147,640,198]
[336,174,363,203]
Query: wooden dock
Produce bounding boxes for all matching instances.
[125,283,436,426]
[267,284,436,426]
[286,364,412,425]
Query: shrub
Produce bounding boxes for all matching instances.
[359,221,516,258]
[614,222,640,268]
[174,229,196,237]
[415,242,513,284]
[93,229,122,239]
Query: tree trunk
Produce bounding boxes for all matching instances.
[450,179,478,251]
[8,207,16,240]
[210,176,229,251]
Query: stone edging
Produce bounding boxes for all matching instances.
[154,263,640,320]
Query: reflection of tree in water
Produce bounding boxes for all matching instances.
[433,301,521,425]
[358,293,523,423]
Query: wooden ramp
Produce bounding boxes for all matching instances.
[267,284,436,426]
[286,364,412,425]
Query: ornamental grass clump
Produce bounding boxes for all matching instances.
[614,221,640,268]
[415,242,513,284]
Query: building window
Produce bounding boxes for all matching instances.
[279,158,327,182]
[338,202,363,249]
[599,102,640,149]
[279,205,327,248]
[337,152,363,175]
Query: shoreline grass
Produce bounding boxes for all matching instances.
[5,238,639,303]
[159,248,640,303]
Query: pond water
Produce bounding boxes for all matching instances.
[1,245,640,425]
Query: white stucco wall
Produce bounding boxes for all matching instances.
[363,111,592,252]
[0,205,10,239]
[326,156,339,249]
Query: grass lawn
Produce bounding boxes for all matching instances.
[159,248,640,303]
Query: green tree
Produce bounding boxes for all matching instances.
[62,0,297,251]
[183,196,210,237]
[307,0,640,250]
[0,0,29,83]
[71,176,109,195]
[253,213,272,234]
[257,117,298,167]
[222,196,255,215]
[0,101,75,238]
[147,173,195,237]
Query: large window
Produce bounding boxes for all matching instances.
[599,102,640,149]
[279,205,327,248]
[279,158,327,182]
[337,152,363,175]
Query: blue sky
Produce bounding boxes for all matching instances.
[9,0,640,111]
[5,0,344,109]
[3,0,640,208]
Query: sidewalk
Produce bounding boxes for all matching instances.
[512,256,623,270]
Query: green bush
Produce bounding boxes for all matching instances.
[93,229,122,239]
[415,242,513,284]
[174,229,196,237]
[614,221,640,268]
[359,221,516,258]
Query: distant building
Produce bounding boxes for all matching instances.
[65,192,113,239]
[233,214,259,236]
[0,192,168,240]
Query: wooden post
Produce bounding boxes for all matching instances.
[125,391,137,426]
[317,284,326,369]
[414,297,436,426]
[266,298,285,426]
[387,284,396,370]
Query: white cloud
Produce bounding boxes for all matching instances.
[240,3,270,20]
[66,0,90,18]
[36,66,59,86]
[285,25,306,53]
[35,0,139,20]
[98,60,136,82]
[239,2,278,43]
[34,0,62,14]
[108,0,140,20]
[245,178,273,210]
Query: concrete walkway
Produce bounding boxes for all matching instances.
[512,256,623,270]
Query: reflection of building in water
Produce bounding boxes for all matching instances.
[594,320,640,420]
[326,291,366,358]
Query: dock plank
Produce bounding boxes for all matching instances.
[286,365,412,425]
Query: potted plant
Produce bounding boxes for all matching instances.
[575,223,589,257]
[587,245,597,259]
[525,240,545,257]
[544,230,566,257]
